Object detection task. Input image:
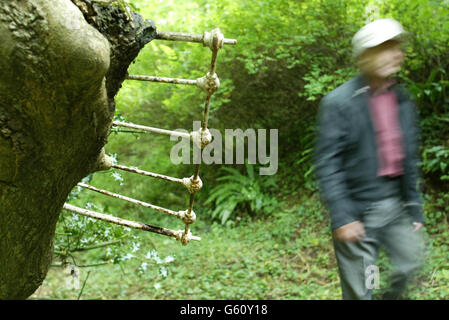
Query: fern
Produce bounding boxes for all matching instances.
[205,163,280,224]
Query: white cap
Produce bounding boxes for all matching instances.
[352,18,406,57]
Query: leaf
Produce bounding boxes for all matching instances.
[246,163,255,180]
[221,202,238,225]
[256,197,263,211]
[220,167,243,176]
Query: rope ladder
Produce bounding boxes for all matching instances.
[63,28,237,245]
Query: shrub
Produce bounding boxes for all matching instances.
[204,163,280,224]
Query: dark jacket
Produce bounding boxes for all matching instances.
[314,75,424,230]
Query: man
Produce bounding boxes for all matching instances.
[314,18,426,300]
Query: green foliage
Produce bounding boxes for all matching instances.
[205,163,280,224]
[423,192,449,234]
[404,69,449,107]
[422,146,449,181]
[57,174,147,269]
[55,206,132,265]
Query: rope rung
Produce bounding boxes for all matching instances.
[77,183,196,224]
[112,121,212,148]
[63,203,201,243]
[112,164,183,184]
[126,74,197,86]
[112,121,190,139]
[156,30,237,48]
[126,73,220,94]
[112,164,203,193]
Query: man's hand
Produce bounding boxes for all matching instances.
[412,222,423,232]
[333,221,366,242]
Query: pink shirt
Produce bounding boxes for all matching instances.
[369,85,404,177]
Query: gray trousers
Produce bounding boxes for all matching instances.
[332,196,426,300]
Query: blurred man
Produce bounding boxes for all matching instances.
[314,18,426,300]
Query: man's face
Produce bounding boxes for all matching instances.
[358,40,404,80]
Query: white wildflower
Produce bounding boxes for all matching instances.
[111,172,124,183]
[160,266,168,278]
[109,153,118,165]
[145,249,158,260]
[131,242,141,253]
[140,262,148,272]
[121,253,135,261]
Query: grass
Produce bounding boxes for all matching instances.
[30,193,449,300]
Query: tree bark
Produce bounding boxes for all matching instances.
[0,0,156,299]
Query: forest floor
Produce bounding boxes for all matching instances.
[31,193,449,300]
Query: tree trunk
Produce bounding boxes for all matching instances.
[0,0,156,299]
